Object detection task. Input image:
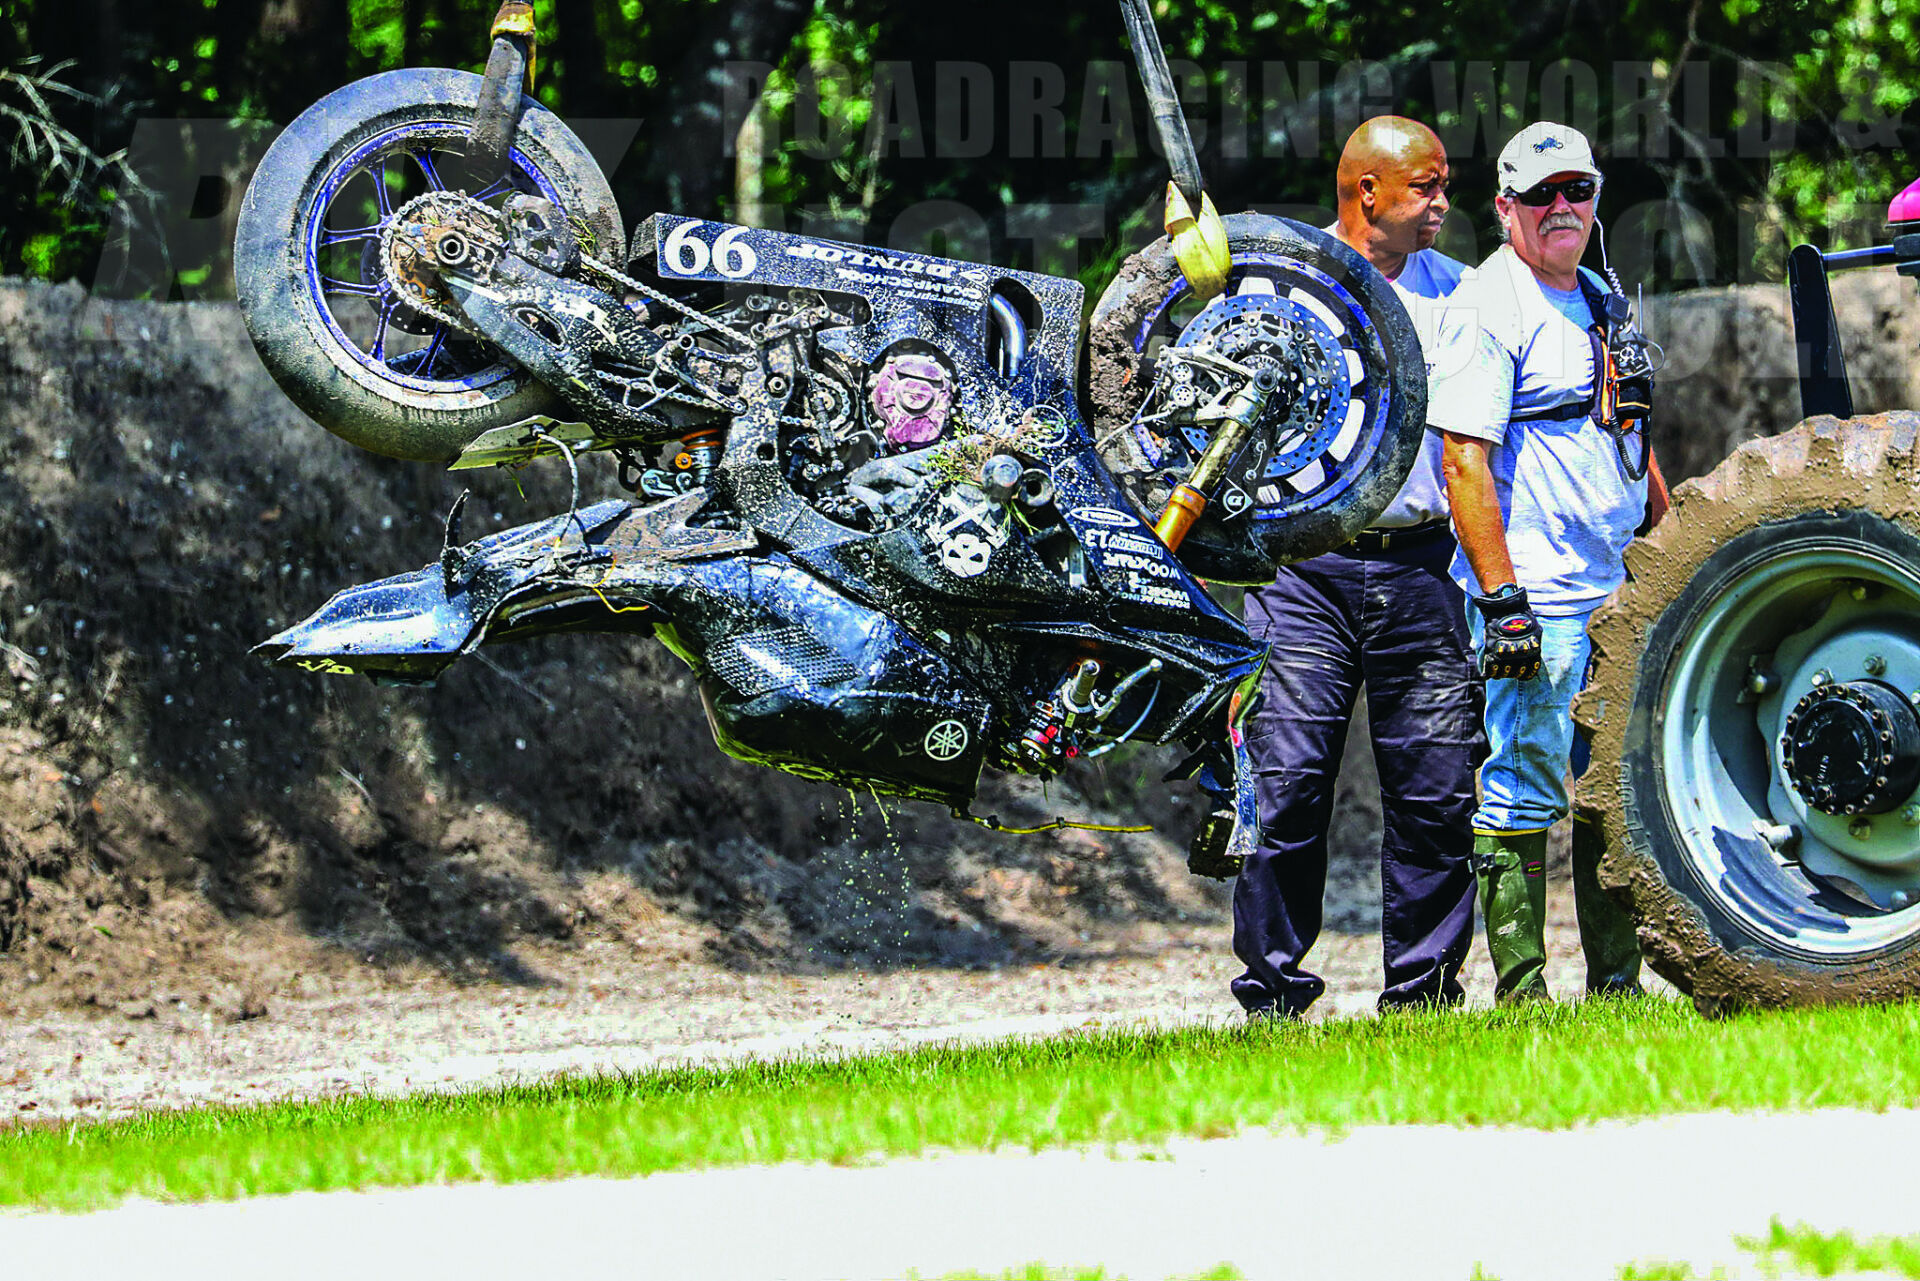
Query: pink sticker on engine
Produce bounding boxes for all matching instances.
[870,354,955,446]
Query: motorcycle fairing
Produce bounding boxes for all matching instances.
[256,499,634,683]
[648,554,993,806]
[258,493,995,804]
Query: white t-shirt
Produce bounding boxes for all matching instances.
[1428,245,1647,614]
[1373,247,1469,528]
[1321,234,1470,529]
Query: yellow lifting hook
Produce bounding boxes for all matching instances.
[489,0,538,91]
[1163,182,1231,305]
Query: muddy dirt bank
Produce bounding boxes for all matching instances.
[0,268,1907,1034]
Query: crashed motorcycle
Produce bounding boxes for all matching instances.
[234,3,1426,869]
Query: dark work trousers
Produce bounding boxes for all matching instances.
[1230,531,1483,1014]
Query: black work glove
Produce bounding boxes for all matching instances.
[1473,583,1543,681]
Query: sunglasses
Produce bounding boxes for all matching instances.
[1506,177,1599,207]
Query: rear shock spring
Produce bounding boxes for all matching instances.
[673,427,725,486]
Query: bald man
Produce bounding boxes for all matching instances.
[1232,116,1482,1018]
[1334,115,1459,290]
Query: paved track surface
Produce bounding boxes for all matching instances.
[1,1108,1906,1280]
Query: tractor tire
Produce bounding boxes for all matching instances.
[1577,412,1920,1013]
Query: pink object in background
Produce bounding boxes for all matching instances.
[870,354,955,446]
[1889,176,1920,224]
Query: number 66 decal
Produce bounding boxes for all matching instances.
[661,219,758,279]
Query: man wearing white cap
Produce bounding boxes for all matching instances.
[1429,121,1670,1002]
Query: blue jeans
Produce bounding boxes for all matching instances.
[1468,605,1597,833]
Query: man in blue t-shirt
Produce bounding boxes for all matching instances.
[1231,116,1480,1018]
[1431,122,1671,1002]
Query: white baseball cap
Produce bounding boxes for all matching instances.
[1497,122,1602,195]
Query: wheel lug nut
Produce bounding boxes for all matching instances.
[1903,804,1920,827]
[1852,818,1875,840]
[1811,669,1833,686]
[1867,654,1889,676]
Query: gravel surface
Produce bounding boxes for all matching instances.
[4,882,1665,1127]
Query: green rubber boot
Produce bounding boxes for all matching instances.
[1475,830,1550,1003]
[1572,817,1643,996]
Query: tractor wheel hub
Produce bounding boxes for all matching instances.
[1781,679,1920,815]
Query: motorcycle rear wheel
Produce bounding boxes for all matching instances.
[235,68,623,462]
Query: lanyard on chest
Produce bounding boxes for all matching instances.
[1580,274,1660,481]
[1499,270,1663,481]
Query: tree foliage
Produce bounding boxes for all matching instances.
[3,0,1916,294]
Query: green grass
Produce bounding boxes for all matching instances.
[1615,1261,1728,1280]
[923,1267,1242,1281]
[6,996,1920,1211]
[1738,1218,1920,1277]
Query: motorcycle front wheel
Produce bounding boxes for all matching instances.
[1084,213,1425,582]
[235,68,624,462]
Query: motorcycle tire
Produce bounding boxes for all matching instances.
[1084,213,1424,582]
[1577,413,1920,1013]
[235,68,623,462]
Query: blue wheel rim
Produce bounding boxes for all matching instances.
[303,120,564,395]
[1126,253,1397,524]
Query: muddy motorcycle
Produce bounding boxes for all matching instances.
[233,5,1425,865]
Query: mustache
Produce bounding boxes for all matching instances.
[1540,212,1586,233]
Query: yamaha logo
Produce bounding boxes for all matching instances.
[924,720,970,761]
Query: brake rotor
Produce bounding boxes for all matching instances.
[1136,292,1349,491]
